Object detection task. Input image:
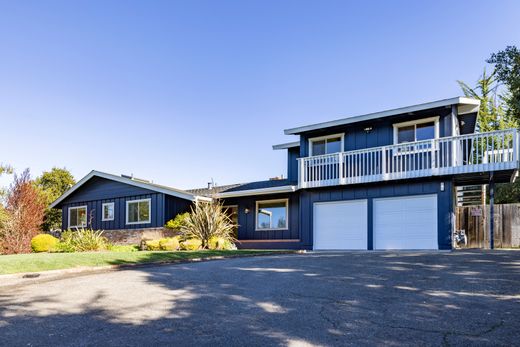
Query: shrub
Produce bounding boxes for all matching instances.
[53,241,75,253]
[108,244,140,252]
[165,212,189,230]
[60,228,109,252]
[145,239,161,251]
[208,236,237,250]
[180,238,202,250]
[180,201,237,249]
[31,234,59,252]
[159,237,180,251]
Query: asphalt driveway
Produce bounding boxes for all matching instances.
[1,251,519,346]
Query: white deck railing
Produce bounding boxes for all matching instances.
[298,129,519,189]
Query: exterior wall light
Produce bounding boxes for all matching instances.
[364,126,373,133]
[244,208,250,214]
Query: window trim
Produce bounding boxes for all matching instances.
[392,116,440,145]
[102,202,115,222]
[255,198,289,231]
[308,133,345,156]
[125,198,151,225]
[68,205,88,228]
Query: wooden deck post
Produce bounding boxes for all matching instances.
[489,173,495,249]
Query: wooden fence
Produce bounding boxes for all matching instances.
[456,204,520,248]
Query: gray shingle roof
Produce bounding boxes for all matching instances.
[187,179,297,197]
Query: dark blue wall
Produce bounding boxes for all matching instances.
[225,178,453,250]
[299,107,453,157]
[287,146,300,182]
[58,177,192,230]
[223,192,300,241]
[299,178,454,250]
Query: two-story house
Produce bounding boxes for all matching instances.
[51,97,519,249]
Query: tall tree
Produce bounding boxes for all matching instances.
[458,70,519,204]
[34,168,75,231]
[0,170,45,254]
[457,68,517,132]
[487,46,520,122]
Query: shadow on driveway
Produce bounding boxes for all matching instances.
[1,250,519,346]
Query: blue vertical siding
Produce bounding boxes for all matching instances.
[222,192,300,241]
[287,147,300,181]
[299,108,453,157]
[226,178,454,250]
[298,179,453,250]
[57,177,194,230]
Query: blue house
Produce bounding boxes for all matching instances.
[50,171,211,243]
[51,97,519,250]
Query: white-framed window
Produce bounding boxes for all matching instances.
[126,198,151,225]
[68,205,87,228]
[393,117,440,144]
[255,199,289,231]
[309,133,344,156]
[102,202,115,221]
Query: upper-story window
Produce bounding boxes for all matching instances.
[309,134,344,156]
[393,117,439,144]
[126,198,151,225]
[68,205,87,228]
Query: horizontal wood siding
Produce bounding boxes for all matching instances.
[299,179,454,250]
[223,192,300,242]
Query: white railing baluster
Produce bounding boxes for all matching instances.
[297,129,518,188]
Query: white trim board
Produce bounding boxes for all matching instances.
[50,170,206,208]
[215,185,298,198]
[284,97,480,135]
[272,141,300,150]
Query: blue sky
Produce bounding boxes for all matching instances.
[0,0,519,190]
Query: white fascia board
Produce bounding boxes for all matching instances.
[50,170,200,208]
[284,97,481,135]
[272,141,300,150]
[215,185,298,198]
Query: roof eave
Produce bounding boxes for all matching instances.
[272,141,300,150]
[50,170,200,208]
[215,185,298,198]
[284,97,481,135]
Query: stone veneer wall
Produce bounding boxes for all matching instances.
[103,227,179,245]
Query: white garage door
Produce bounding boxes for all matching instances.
[373,195,438,250]
[313,200,368,250]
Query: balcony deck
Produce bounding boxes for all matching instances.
[298,129,519,189]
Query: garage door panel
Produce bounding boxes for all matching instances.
[374,195,437,250]
[313,200,367,250]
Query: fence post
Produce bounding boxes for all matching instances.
[489,173,495,250]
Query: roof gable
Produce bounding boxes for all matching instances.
[51,170,205,208]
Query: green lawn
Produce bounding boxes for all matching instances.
[0,250,285,275]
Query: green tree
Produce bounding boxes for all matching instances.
[457,68,517,132]
[487,46,520,122]
[34,168,75,231]
[0,164,13,176]
[458,70,519,203]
